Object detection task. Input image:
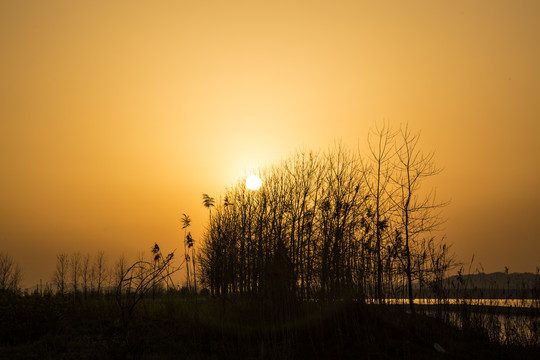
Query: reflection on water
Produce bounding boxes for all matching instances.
[381,298,538,308]
[431,310,538,345]
[377,298,539,345]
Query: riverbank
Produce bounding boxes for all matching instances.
[1,292,538,359]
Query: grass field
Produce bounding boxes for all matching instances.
[1,290,538,359]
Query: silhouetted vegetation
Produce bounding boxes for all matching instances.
[1,125,538,359]
[0,252,22,292]
[198,125,449,311]
[1,276,538,359]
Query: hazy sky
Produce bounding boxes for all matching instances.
[1,0,539,287]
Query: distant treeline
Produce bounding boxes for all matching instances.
[0,249,182,298]
[440,272,540,299]
[198,125,452,309]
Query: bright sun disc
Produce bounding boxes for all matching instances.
[246,175,262,190]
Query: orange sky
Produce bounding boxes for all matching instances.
[1,0,539,288]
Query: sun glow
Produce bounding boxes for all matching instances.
[246,175,262,190]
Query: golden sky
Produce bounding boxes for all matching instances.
[1,0,539,287]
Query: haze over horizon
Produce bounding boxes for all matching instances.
[1,0,539,288]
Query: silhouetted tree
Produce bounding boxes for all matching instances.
[362,123,396,303]
[319,144,364,299]
[53,253,68,296]
[0,252,22,292]
[70,252,81,296]
[81,253,90,297]
[391,125,446,311]
[93,250,107,295]
[114,255,127,295]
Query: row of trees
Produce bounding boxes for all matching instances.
[0,252,22,292]
[0,247,185,297]
[51,251,136,296]
[198,125,453,310]
[50,244,186,299]
[2,125,452,314]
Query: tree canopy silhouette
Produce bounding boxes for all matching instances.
[198,126,451,309]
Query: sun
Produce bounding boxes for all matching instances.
[246,175,262,190]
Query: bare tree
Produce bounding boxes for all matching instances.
[0,252,22,292]
[53,253,69,295]
[93,250,107,295]
[70,252,81,296]
[362,123,396,303]
[319,144,364,299]
[392,124,446,311]
[81,253,90,297]
[114,255,128,294]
